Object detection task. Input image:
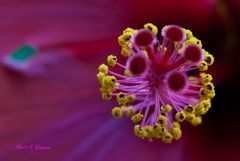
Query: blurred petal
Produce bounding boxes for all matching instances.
[0,0,239,161]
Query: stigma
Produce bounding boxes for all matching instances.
[97,23,215,143]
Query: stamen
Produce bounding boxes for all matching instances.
[97,23,215,143]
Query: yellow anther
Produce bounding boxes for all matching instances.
[184,37,202,48]
[122,32,132,42]
[194,103,206,116]
[204,52,214,66]
[185,113,195,122]
[126,94,136,103]
[118,35,125,46]
[112,107,123,119]
[134,125,146,139]
[107,55,117,67]
[154,124,167,139]
[162,131,173,143]
[169,127,182,140]
[121,46,131,57]
[195,99,212,115]
[102,92,112,101]
[200,82,215,99]
[160,104,172,114]
[201,99,211,112]
[118,28,134,46]
[144,23,158,35]
[116,92,128,105]
[143,125,154,139]
[102,76,117,88]
[175,111,186,122]
[131,113,144,123]
[158,115,168,127]
[165,104,172,112]
[198,61,208,71]
[184,105,194,114]
[100,87,112,94]
[172,121,180,128]
[199,88,209,100]
[97,72,105,84]
[204,82,214,92]
[191,116,202,126]
[123,27,136,34]
[98,64,108,75]
[200,73,213,84]
[184,29,193,39]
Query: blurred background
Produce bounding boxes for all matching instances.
[0,0,239,161]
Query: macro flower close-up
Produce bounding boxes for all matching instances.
[0,0,240,161]
[97,24,215,143]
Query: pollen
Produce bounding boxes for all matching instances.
[98,64,108,75]
[107,55,117,67]
[112,107,123,119]
[97,23,215,143]
[131,113,144,123]
[116,92,128,105]
[144,23,158,35]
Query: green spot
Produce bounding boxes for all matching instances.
[11,45,37,61]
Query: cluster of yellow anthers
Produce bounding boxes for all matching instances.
[97,23,215,143]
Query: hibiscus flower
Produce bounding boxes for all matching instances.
[0,0,239,161]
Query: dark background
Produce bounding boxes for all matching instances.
[0,0,239,161]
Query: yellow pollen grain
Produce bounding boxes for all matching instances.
[169,127,182,140]
[112,107,123,119]
[191,116,202,126]
[183,29,193,39]
[160,104,172,114]
[102,76,117,88]
[134,125,146,139]
[158,115,168,127]
[204,51,214,66]
[107,55,117,67]
[121,46,131,57]
[126,94,136,103]
[97,72,105,84]
[144,23,158,35]
[116,92,128,105]
[200,73,213,84]
[131,113,144,123]
[198,61,208,71]
[162,131,173,143]
[143,125,154,139]
[102,92,112,101]
[185,113,196,122]
[98,64,108,75]
[175,111,186,122]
